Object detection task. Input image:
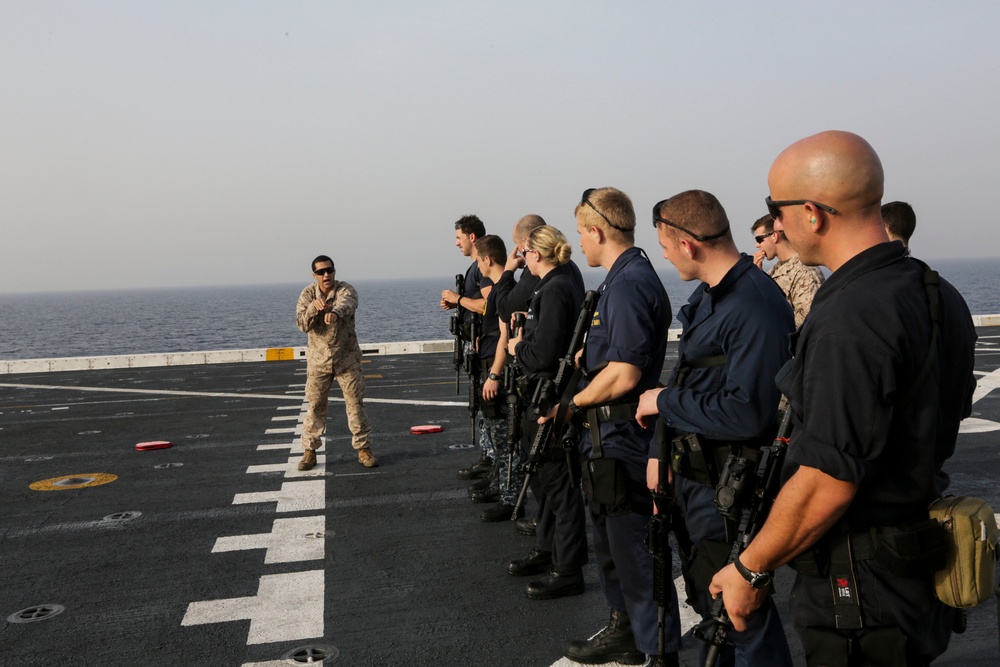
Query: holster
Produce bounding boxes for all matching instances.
[580,457,632,517]
[670,432,741,488]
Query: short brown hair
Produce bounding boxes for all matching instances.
[655,190,731,246]
[751,214,773,234]
[474,234,507,266]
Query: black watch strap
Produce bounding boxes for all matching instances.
[734,555,772,589]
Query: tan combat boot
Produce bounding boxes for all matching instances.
[358,448,379,468]
[297,449,317,471]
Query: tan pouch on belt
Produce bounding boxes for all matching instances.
[929,495,999,608]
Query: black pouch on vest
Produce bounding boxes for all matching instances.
[581,458,631,517]
[480,394,501,419]
[671,433,713,486]
[872,520,950,578]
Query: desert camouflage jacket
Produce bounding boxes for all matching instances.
[769,255,825,328]
[296,281,362,374]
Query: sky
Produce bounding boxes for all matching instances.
[2,1,998,294]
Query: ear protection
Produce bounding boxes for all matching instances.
[811,218,817,224]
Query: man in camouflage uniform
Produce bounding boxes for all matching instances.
[295,255,377,471]
[752,213,825,327]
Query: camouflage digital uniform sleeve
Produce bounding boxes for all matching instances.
[296,284,321,333]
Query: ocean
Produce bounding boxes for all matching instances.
[2,257,998,361]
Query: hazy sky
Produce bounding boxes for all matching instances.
[2,1,998,294]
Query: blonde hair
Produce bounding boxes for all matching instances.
[574,187,635,244]
[527,225,572,266]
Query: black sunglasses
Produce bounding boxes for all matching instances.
[765,196,838,221]
[754,232,775,244]
[313,267,335,276]
[652,200,730,242]
[581,188,630,232]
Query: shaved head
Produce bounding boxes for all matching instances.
[769,130,884,213]
[768,131,890,271]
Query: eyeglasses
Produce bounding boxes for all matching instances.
[522,248,539,258]
[581,188,631,232]
[754,232,775,244]
[765,196,838,221]
[652,200,730,242]
[313,267,335,276]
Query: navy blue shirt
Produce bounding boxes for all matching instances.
[479,282,501,360]
[458,261,492,328]
[656,254,794,451]
[580,247,671,468]
[779,243,976,526]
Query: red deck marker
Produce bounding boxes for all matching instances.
[409,425,443,435]
[135,441,173,451]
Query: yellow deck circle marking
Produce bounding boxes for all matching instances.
[30,473,118,492]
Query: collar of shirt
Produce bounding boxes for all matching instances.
[679,254,754,330]
[812,242,907,310]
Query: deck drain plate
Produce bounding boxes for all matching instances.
[282,644,340,664]
[154,462,184,469]
[103,511,142,521]
[448,443,475,450]
[8,604,65,624]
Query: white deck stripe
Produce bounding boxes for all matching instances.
[213,516,325,564]
[0,382,466,407]
[182,570,324,645]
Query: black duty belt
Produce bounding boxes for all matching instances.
[584,401,640,459]
[584,402,639,428]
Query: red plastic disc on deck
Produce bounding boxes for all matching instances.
[135,441,173,451]
[409,425,444,435]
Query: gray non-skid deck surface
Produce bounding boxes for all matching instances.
[1,332,998,666]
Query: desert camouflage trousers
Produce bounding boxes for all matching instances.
[302,362,372,452]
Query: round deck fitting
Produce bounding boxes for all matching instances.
[7,604,65,624]
[282,644,340,664]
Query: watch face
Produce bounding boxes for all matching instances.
[750,572,772,589]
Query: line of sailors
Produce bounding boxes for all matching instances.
[438,131,977,667]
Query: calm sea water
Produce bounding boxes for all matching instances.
[2,257,998,361]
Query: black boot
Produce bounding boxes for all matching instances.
[564,609,646,665]
[467,476,492,492]
[508,548,552,577]
[525,569,584,600]
[480,502,524,522]
[457,453,493,480]
[514,516,537,537]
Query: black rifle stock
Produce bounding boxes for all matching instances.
[511,290,598,520]
[449,274,464,394]
[695,409,793,666]
[647,420,675,666]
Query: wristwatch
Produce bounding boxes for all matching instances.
[488,372,500,381]
[568,400,581,415]
[734,555,773,589]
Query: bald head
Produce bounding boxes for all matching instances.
[768,131,890,271]
[513,214,545,244]
[769,130,884,213]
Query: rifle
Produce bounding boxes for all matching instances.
[504,313,526,492]
[694,409,793,666]
[448,274,465,394]
[647,419,675,666]
[511,290,598,520]
[464,312,483,449]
